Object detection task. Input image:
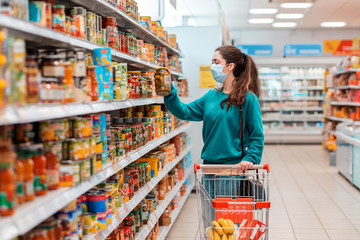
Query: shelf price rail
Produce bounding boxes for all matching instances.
[84,146,192,240]
[0,15,184,77]
[134,168,193,240]
[0,123,192,240]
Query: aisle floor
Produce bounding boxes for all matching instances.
[167,145,360,240]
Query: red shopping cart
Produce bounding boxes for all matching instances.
[194,164,271,240]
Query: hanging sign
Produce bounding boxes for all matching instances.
[200,65,216,88]
[236,45,273,56]
[283,44,322,56]
[323,38,360,55]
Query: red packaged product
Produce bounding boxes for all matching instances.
[238,219,267,240]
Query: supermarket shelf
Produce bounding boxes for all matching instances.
[85,146,192,240]
[334,68,360,76]
[265,129,322,143]
[329,101,360,107]
[261,107,280,111]
[325,128,336,135]
[262,117,281,121]
[282,107,323,111]
[135,168,193,240]
[0,123,192,240]
[324,115,353,122]
[282,97,323,101]
[281,86,323,91]
[334,85,360,90]
[261,98,281,101]
[307,86,324,90]
[0,98,193,125]
[0,15,184,75]
[157,182,195,240]
[69,0,182,56]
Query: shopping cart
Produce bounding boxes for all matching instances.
[194,164,271,240]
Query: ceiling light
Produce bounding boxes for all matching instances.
[280,3,313,9]
[249,8,279,14]
[248,18,274,24]
[272,22,297,28]
[276,13,304,19]
[321,22,346,27]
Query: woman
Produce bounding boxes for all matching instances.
[164,45,264,171]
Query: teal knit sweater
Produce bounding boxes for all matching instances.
[164,86,264,165]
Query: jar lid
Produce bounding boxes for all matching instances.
[52,5,65,9]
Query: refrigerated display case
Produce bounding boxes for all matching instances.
[259,66,325,143]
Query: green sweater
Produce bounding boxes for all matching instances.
[164,86,264,165]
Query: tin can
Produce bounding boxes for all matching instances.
[87,190,107,213]
[72,117,93,138]
[81,212,98,235]
[97,212,107,230]
[59,161,74,187]
[84,138,91,159]
[91,154,97,175]
[96,153,102,172]
[68,139,85,161]
[80,158,91,181]
[79,195,87,213]
[72,161,81,184]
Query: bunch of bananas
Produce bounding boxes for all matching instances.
[206,218,236,240]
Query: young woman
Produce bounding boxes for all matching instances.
[164,45,264,171]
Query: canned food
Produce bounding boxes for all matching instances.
[72,161,81,185]
[59,161,74,187]
[96,153,102,172]
[79,195,87,213]
[39,119,66,142]
[81,212,98,235]
[84,138,91,159]
[80,158,91,181]
[87,190,107,213]
[71,117,93,138]
[97,212,107,230]
[68,139,85,161]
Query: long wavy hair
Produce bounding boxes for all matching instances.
[216,46,259,110]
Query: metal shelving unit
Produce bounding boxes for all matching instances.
[83,147,192,240]
[260,66,325,143]
[0,14,184,76]
[135,167,193,240]
[0,124,192,240]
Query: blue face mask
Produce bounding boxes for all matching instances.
[210,64,229,83]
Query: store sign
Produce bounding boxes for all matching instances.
[323,38,360,55]
[236,45,273,56]
[200,65,216,88]
[283,44,322,56]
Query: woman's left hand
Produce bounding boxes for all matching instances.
[236,161,254,171]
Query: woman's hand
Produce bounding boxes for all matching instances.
[236,161,254,171]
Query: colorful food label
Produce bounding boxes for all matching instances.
[0,190,14,211]
[16,181,24,199]
[34,175,47,194]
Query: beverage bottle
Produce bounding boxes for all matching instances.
[63,62,75,103]
[15,156,25,205]
[33,147,48,196]
[46,150,59,190]
[22,149,35,201]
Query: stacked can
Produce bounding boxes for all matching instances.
[113,62,129,100]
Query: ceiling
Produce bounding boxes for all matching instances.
[171,0,360,30]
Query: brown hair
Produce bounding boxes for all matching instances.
[249,57,260,98]
[216,45,259,110]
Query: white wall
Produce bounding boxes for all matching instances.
[165,26,222,164]
[232,28,360,58]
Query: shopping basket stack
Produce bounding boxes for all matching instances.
[194,164,271,240]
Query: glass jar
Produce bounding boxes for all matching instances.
[25,56,40,103]
[154,67,171,96]
[51,5,66,33]
[103,17,119,50]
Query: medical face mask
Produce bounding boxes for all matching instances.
[210,64,229,83]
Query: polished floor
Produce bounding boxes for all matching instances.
[167,145,360,240]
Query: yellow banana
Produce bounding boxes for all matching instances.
[217,218,229,234]
[226,219,235,234]
[221,233,227,240]
[207,228,215,240]
[214,231,221,240]
[212,221,224,236]
[228,234,235,240]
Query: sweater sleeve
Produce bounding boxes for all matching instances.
[164,84,207,121]
[242,94,265,164]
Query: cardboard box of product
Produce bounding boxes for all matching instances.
[98,83,114,101]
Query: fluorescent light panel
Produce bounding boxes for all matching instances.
[280,3,313,9]
[276,13,304,19]
[248,18,274,24]
[321,22,346,27]
[272,22,297,27]
[249,8,279,14]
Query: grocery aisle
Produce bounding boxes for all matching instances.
[168,145,360,240]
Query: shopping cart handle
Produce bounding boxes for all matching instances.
[194,164,270,173]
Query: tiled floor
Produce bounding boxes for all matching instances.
[166,145,360,240]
